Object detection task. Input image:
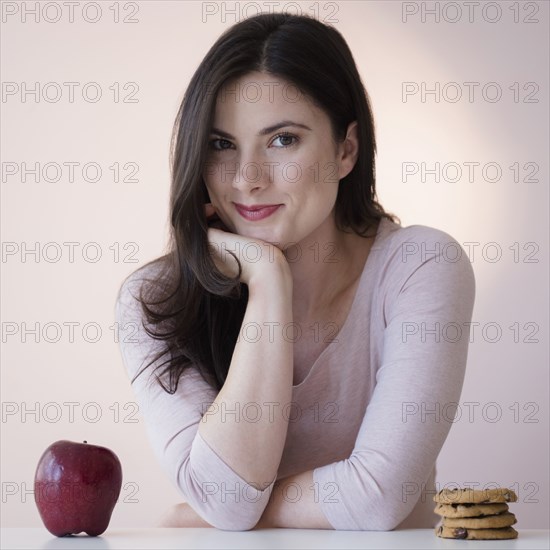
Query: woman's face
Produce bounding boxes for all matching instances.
[202,71,356,250]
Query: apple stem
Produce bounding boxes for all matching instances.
[83,440,87,444]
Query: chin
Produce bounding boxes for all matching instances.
[241,226,284,248]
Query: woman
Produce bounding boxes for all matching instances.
[115,13,475,531]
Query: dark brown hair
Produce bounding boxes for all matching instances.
[120,12,399,394]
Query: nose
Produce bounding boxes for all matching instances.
[230,149,273,193]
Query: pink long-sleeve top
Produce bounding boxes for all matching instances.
[115,217,476,531]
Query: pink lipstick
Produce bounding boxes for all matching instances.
[234,203,282,221]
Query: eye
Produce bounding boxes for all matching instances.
[271,132,298,148]
[209,138,233,152]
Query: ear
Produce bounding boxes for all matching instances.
[337,121,359,180]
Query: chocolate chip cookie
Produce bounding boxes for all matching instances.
[443,511,517,529]
[435,502,509,518]
[434,487,518,504]
[435,526,518,540]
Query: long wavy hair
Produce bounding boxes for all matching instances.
[122,12,399,394]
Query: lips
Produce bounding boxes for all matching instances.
[233,202,282,221]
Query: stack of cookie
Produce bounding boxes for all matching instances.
[434,487,518,540]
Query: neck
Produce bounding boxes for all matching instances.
[284,215,363,321]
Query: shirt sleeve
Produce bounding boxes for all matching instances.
[312,226,476,530]
[114,269,275,531]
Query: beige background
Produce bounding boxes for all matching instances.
[1,0,548,529]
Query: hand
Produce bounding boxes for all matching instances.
[204,203,290,287]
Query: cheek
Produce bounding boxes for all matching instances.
[202,176,223,203]
[203,160,227,189]
[293,147,339,188]
[295,160,339,205]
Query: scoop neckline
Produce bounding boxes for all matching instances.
[292,218,389,389]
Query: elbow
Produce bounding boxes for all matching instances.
[162,499,262,531]
[227,520,261,532]
[205,512,263,532]
[349,505,409,532]
[365,512,407,532]
[172,488,265,531]
[332,459,418,531]
[175,470,269,531]
[357,482,418,531]
[173,439,275,531]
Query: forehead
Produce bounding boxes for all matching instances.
[213,71,319,122]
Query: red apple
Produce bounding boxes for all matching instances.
[34,440,122,537]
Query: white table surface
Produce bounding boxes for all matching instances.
[1,528,548,550]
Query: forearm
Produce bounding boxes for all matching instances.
[198,266,294,490]
[257,470,333,529]
[157,470,334,529]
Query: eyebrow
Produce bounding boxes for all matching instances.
[210,120,312,139]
